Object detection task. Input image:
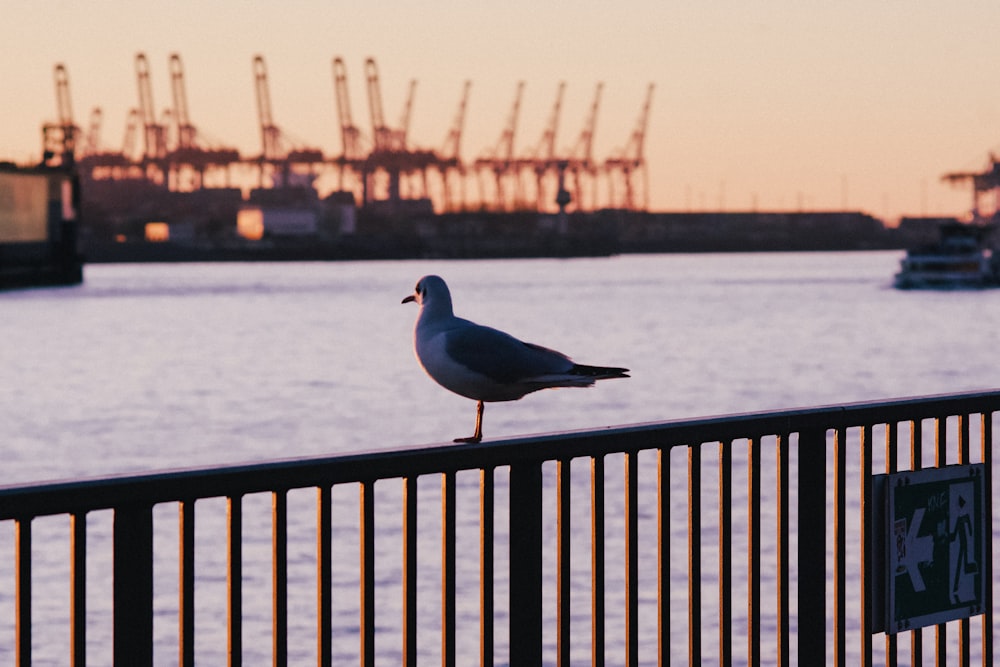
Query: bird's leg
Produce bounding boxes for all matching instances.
[455,400,484,443]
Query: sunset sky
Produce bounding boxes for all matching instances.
[3,2,999,222]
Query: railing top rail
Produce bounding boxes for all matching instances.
[3,389,999,520]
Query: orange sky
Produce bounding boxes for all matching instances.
[3,2,999,222]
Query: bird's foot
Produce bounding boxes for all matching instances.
[454,435,482,444]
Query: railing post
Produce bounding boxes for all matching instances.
[15,517,31,667]
[797,429,826,665]
[509,460,542,667]
[114,502,153,666]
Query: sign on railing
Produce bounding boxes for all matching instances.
[883,464,988,634]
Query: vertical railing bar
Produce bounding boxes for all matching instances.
[834,427,846,667]
[113,503,154,666]
[442,471,457,667]
[317,485,332,667]
[656,448,671,667]
[688,444,702,666]
[719,441,732,667]
[480,468,494,667]
[625,450,639,667]
[227,495,243,667]
[15,517,31,667]
[959,414,970,667]
[272,490,288,667]
[509,460,543,667]
[982,412,994,667]
[593,456,605,667]
[748,436,761,667]
[70,511,86,667]
[885,422,898,667]
[910,420,923,667]
[179,499,196,667]
[557,458,571,667]
[403,476,418,667]
[934,417,947,662]
[860,425,873,667]
[360,481,375,667]
[777,433,790,667]
[797,429,826,666]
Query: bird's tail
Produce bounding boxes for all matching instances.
[569,364,630,380]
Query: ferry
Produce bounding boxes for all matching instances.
[894,222,999,289]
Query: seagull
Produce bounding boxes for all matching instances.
[402,275,629,443]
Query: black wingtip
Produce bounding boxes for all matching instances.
[571,364,630,379]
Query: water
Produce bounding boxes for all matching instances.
[1,252,998,663]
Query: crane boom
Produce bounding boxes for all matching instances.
[45,63,78,162]
[536,81,565,160]
[497,81,525,163]
[398,79,417,149]
[122,108,140,160]
[253,54,282,160]
[84,107,102,155]
[169,53,196,149]
[625,83,654,165]
[54,64,74,129]
[572,82,603,165]
[135,52,165,159]
[333,57,362,159]
[442,80,471,160]
[365,58,391,151]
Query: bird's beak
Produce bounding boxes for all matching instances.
[402,294,416,304]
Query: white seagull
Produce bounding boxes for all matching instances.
[402,275,629,443]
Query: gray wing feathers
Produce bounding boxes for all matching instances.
[445,325,573,384]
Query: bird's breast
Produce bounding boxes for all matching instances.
[414,327,528,402]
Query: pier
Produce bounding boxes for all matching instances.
[0,391,995,665]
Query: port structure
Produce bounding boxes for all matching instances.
[40,64,78,168]
[45,55,655,216]
[941,154,1000,220]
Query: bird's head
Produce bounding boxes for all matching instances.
[402,275,452,312]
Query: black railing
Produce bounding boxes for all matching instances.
[0,391,996,665]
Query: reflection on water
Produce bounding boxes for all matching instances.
[1,253,998,663]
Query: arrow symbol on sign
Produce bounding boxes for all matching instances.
[900,507,935,592]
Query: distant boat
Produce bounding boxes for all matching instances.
[0,163,83,290]
[894,222,999,289]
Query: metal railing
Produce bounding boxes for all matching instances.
[0,390,996,666]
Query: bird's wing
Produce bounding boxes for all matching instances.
[444,322,573,384]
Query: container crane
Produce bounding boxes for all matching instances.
[76,105,134,176]
[438,80,471,211]
[135,53,166,163]
[441,81,471,164]
[332,57,365,196]
[41,63,79,167]
[526,81,565,210]
[565,82,603,211]
[252,55,323,187]
[169,54,196,150]
[122,109,141,162]
[475,81,524,211]
[253,54,283,162]
[164,53,239,189]
[83,108,102,155]
[398,79,417,150]
[359,58,435,205]
[332,57,363,162]
[942,156,1000,220]
[605,83,654,211]
[365,58,395,152]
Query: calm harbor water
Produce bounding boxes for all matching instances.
[2,251,999,664]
